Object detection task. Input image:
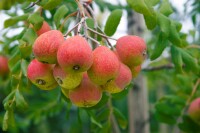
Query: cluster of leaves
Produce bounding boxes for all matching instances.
[126,0,200,132]
[0,0,131,132]
[0,0,200,132]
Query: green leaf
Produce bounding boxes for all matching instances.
[159,0,173,16]
[113,107,128,129]
[88,111,103,128]
[170,46,183,73]
[150,33,168,60]
[10,60,21,75]
[21,28,37,45]
[155,102,181,116]
[2,110,15,131]
[173,21,182,32]
[143,10,157,30]
[127,0,151,15]
[97,108,110,122]
[178,115,200,132]
[21,59,29,76]
[28,12,44,31]
[98,122,111,133]
[180,50,199,74]
[86,18,95,29]
[15,89,28,110]
[112,83,133,99]
[155,111,176,125]
[11,74,21,89]
[145,0,160,6]
[87,93,109,109]
[42,0,62,10]
[3,90,16,110]
[4,14,29,28]
[0,0,13,10]
[8,48,21,70]
[54,5,68,28]
[160,95,186,106]
[104,9,123,36]
[168,22,181,47]
[157,12,171,37]
[19,43,32,59]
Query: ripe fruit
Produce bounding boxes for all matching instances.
[102,63,132,93]
[88,46,120,85]
[116,35,146,67]
[188,98,200,124]
[36,21,51,36]
[69,73,102,108]
[33,30,64,64]
[53,65,83,89]
[27,59,57,90]
[0,56,9,76]
[131,65,141,78]
[57,35,93,73]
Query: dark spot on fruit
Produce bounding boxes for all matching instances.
[57,78,63,85]
[73,65,80,70]
[36,79,46,85]
[41,61,49,64]
[83,100,91,108]
[107,78,114,83]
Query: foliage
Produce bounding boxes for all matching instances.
[0,0,200,132]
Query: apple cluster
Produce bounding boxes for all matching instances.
[27,21,146,108]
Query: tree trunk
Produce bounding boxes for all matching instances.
[127,11,150,133]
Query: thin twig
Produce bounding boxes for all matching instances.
[186,44,200,49]
[96,27,115,49]
[83,19,88,40]
[59,11,78,31]
[75,0,85,17]
[25,0,41,10]
[142,64,174,71]
[87,27,117,41]
[87,36,100,45]
[84,4,98,47]
[63,20,83,37]
[74,11,81,35]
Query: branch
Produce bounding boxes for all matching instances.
[87,36,100,45]
[87,27,117,41]
[63,18,84,37]
[84,4,98,47]
[142,64,174,71]
[186,44,200,49]
[25,0,41,10]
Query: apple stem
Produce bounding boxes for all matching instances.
[87,27,117,41]
[63,0,116,49]
[74,11,81,35]
[87,36,100,45]
[63,18,85,37]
